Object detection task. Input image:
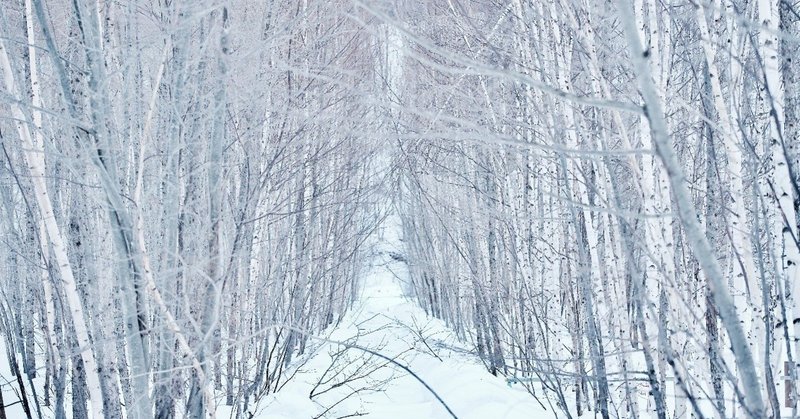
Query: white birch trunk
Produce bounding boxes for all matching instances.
[617,0,766,415]
[759,0,800,413]
[0,36,105,419]
[695,6,765,414]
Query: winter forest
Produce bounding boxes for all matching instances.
[0,0,799,418]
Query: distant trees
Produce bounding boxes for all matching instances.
[0,0,385,417]
[387,0,800,417]
[2,0,799,418]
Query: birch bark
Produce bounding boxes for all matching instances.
[617,0,765,415]
[0,36,105,419]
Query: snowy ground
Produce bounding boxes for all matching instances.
[0,214,551,419]
[0,339,29,419]
[236,215,551,419]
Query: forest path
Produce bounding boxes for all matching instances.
[247,214,550,419]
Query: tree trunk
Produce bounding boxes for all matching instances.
[617,1,765,415]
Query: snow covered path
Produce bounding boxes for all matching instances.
[246,217,551,419]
